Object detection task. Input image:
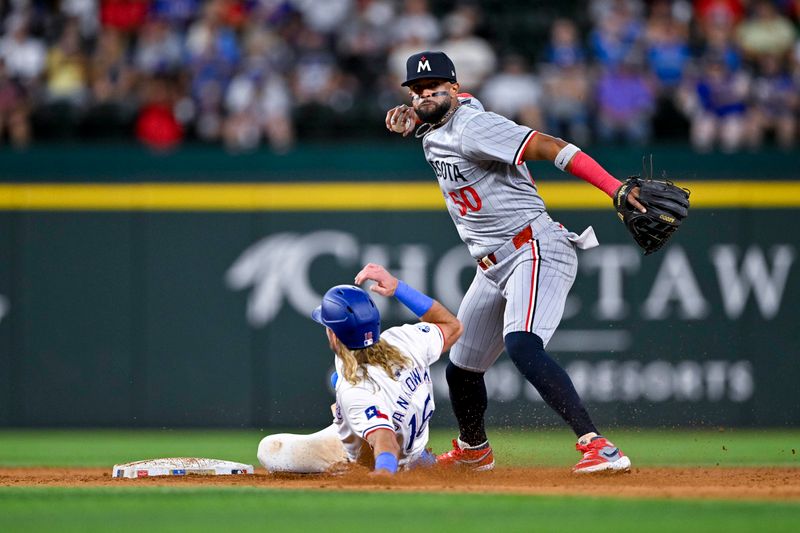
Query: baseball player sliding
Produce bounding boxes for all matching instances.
[258,263,461,475]
[385,51,638,474]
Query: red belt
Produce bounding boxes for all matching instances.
[478,226,533,270]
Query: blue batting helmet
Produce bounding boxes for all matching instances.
[311,285,381,350]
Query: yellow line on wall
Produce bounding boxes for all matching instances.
[0,181,798,211]
[0,183,445,211]
[539,181,800,209]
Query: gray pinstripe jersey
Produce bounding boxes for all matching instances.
[422,96,546,258]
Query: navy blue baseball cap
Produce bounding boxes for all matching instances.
[402,51,457,87]
[311,285,381,350]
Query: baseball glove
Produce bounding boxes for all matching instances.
[614,177,690,255]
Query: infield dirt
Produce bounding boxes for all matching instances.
[2,467,798,501]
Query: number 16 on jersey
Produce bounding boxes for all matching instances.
[406,393,434,452]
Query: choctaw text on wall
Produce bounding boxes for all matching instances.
[1,206,795,428]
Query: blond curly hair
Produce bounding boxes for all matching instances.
[334,338,411,386]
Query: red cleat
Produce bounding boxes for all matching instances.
[437,438,495,471]
[572,437,631,474]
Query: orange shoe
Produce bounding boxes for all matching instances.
[437,438,495,471]
[572,436,631,474]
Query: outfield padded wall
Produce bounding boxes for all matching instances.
[0,145,798,428]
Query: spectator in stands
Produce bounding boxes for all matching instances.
[150,0,201,30]
[185,1,240,66]
[590,0,645,20]
[45,18,88,106]
[747,54,797,148]
[0,57,31,147]
[291,0,352,35]
[589,0,644,66]
[0,13,46,89]
[237,23,291,76]
[291,28,342,107]
[85,25,137,138]
[595,53,655,144]
[694,0,744,33]
[736,0,797,60]
[546,19,585,67]
[60,0,100,40]
[440,5,496,90]
[135,75,183,150]
[541,22,591,145]
[697,19,743,72]
[222,22,295,152]
[644,0,691,92]
[0,0,795,151]
[680,55,749,151]
[480,55,542,129]
[392,0,440,45]
[337,0,395,89]
[186,0,241,141]
[223,70,294,152]
[100,0,148,33]
[134,18,185,76]
[90,27,137,104]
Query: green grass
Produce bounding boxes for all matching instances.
[467,428,800,468]
[0,428,797,468]
[1,487,799,533]
[0,429,798,532]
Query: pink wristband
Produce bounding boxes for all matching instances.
[568,152,621,198]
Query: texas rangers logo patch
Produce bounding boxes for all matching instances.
[365,406,389,420]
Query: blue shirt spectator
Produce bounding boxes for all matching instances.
[596,59,655,144]
[151,0,202,28]
[590,12,643,66]
[696,60,747,116]
[646,19,691,89]
[546,19,585,67]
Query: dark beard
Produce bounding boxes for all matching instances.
[416,98,453,124]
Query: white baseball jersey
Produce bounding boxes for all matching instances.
[423,95,546,259]
[333,323,444,467]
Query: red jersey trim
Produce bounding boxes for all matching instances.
[363,425,395,440]
[525,240,541,332]
[515,130,538,165]
[433,324,446,353]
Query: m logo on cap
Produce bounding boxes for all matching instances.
[402,51,456,87]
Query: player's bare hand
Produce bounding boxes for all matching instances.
[627,186,647,213]
[354,263,399,296]
[385,105,417,137]
[611,183,647,214]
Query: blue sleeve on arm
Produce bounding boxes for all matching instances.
[374,452,399,474]
[394,280,434,317]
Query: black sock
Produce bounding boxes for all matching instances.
[445,361,488,446]
[504,331,598,437]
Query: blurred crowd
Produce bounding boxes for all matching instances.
[0,0,798,152]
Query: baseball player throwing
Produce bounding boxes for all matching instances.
[257,263,462,475]
[385,51,639,474]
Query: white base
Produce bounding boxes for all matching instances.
[112,457,254,479]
